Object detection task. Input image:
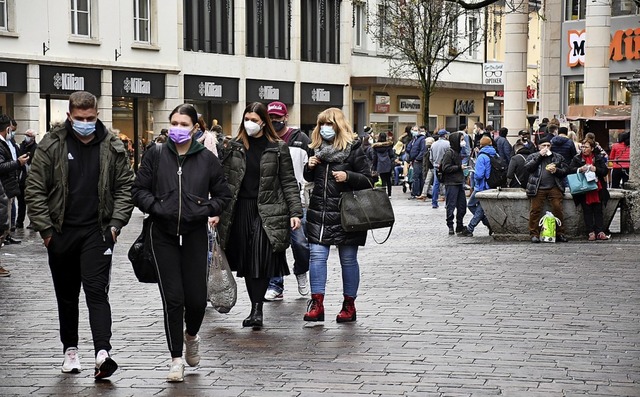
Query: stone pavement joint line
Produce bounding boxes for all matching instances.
[0,188,639,396]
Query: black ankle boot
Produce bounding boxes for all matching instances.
[242,303,263,329]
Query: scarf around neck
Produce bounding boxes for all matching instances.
[314,140,353,163]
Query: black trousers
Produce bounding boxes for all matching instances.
[581,201,604,234]
[445,184,467,228]
[379,172,392,196]
[47,225,115,355]
[16,188,26,227]
[150,222,208,358]
[611,168,629,189]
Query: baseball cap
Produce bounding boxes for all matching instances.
[437,129,448,136]
[267,101,287,116]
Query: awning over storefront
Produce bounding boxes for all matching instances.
[0,62,27,93]
[112,70,165,99]
[184,75,239,103]
[567,105,631,121]
[40,65,101,96]
[246,79,294,104]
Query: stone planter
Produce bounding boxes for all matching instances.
[476,188,626,240]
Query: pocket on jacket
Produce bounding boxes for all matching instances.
[182,192,211,222]
[153,189,179,219]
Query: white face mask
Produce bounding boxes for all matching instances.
[244,120,262,137]
[460,141,466,147]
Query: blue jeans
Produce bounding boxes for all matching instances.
[394,165,403,185]
[411,161,424,197]
[432,172,441,206]
[268,209,310,293]
[467,190,490,232]
[309,244,360,297]
[445,184,467,228]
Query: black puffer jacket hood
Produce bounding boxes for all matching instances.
[449,132,462,153]
[303,138,374,246]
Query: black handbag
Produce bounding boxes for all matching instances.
[127,216,157,283]
[340,186,395,244]
[128,144,162,283]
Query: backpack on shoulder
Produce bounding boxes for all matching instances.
[480,152,507,188]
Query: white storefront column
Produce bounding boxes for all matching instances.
[583,0,611,105]
[12,64,40,135]
[539,0,563,120]
[503,1,529,134]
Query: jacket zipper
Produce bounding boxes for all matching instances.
[176,156,185,246]
[318,164,330,242]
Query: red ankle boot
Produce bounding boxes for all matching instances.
[336,295,356,323]
[303,294,324,321]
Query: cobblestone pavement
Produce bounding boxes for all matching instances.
[1,186,639,396]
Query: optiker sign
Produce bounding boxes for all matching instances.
[258,85,280,100]
[198,82,223,98]
[124,77,151,95]
[54,73,85,91]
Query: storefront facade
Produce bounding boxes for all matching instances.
[112,70,166,169]
[299,83,344,133]
[0,62,27,119]
[184,75,239,136]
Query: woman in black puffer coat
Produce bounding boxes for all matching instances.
[302,108,374,324]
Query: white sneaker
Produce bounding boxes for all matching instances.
[264,289,283,301]
[94,349,118,379]
[184,332,200,367]
[61,347,81,373]
[296,273,310,296]
[167,361,185,382]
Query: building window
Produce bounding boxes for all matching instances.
[184,0,234,54]
[447,19,459,55]
[467,15,478,58]
[70,0,91,36]
[612,0,639,16]
[377,3,386,49]
[0,0,7,31]
[566,0,586,20]
[246,0,290,60]
[301,0,340,64]
[134,0,150,42]
[568,81,584,106]
[353,1,365,49]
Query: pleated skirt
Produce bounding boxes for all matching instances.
[227,198,289,279]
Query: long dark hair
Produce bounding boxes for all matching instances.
[236,102,280,149]
[169,103,199,126]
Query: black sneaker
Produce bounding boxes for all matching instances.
[459,228,473,237]
[455,225,465,234]
[448,227,455,235]
[94,351,118,380]
[556,235,569,243]
[531,236,541,243]
[4,235,21,244]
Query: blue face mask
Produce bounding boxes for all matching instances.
[320,125,335,141]
[72,120,96,136]
[411,130,418,137]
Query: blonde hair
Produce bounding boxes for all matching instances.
[309,108,355,151]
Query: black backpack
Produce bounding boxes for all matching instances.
[479,152,507,188]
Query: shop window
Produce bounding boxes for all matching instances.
[301,0,340,64]
[70,0,92,36]
[184,0,234,54]
[246,0,290,60]
[612,0,639,16]
[568,81,584,106]
[566,0,586,20]
[428,116,437,133]
[134,0,150,43]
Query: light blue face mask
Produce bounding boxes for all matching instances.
[320,125,335,141]
[72,120,96,136]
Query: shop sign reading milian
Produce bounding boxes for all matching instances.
[398,97,421,112]
[0,62,27,93]
[40,66,101,96]
[246,79,294,104]
[184,75,239,103]
[112,71,165,99]
[300,83,343,106]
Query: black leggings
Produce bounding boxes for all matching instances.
[151,222,208,358]
[379,172,392,196]
[245,278,270,304]
[611,168,629,189]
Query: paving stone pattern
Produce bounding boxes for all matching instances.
[0,187,639,396]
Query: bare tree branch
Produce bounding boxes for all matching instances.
[444,0,502,10]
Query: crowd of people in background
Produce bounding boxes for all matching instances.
[0,94,633,384]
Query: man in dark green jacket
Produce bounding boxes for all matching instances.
[25,91,134,380]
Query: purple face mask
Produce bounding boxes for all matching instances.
[168,126,192,144]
